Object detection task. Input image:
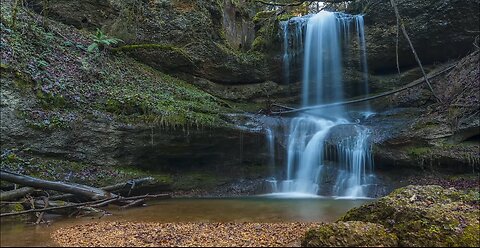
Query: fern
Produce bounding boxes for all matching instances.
[88,29,123,52]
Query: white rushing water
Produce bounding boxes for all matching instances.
[266,11,375,198]
[265,127,276,176]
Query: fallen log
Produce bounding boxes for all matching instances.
[0,187,35,201]
[272,63,456,116]
[0,170,115,200]
[49,177,156,201]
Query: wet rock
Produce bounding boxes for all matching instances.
[340,185,480,247]
[324,124,369,145]
[190,77,300,103]
[302,221,398,247]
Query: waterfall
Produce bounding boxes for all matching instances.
[302,12,344,109]
[280,21,290,84]
[265,127,276,175]
[355,15,371,112]
[270,11,375,198]
[279,17,308,84]
[331,126,375,197]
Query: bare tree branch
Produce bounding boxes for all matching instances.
[272,63,456,115]
[251,0,353,7]
[390,0,442,103]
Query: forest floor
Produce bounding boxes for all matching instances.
[52,221,318,247]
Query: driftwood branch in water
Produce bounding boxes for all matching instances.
[272,63,456,115]
[0,187,34,201]
[35,196,49,224]
[120,199,145,209]
[390,0,442,103]
[0,194,171,217]
[0,170,115,200]
[0,197,117,217]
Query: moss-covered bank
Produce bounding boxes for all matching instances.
[302,185,479,247]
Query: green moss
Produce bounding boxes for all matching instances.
[250,13,279,52]
[94,57,228,127]
[252,10,275,23]
[13,77,33,92]
[11,203,24,212]
[0,63,9,69]
[0,152,172,188]
[113,44,192,62]
[406,146,431,157]
[36,91,68,109]
[412,121,438,130]
[172,172,223,190]
[251,36,268,51]
[6,153,18,162]
[459,224,480,247]
[302,221,398,247]
[341,185,480,247]
[2,0,238,130]
[277,13,295,21]
[105,95,151,115]
[116,166,173,185]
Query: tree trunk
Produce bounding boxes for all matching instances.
[0,170,115,200]
[0,187,34,201]
[49,177,156,201]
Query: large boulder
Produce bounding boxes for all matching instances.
[340,185,480,247]
[350,0,479,73]
[25,0,118,29]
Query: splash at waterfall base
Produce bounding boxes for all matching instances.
[263,119,378,199]
[263,11,377,198]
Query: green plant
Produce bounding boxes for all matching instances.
[87,29,123,53]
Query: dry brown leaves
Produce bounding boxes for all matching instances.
[52,221,320,247]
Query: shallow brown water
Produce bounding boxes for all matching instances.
[0,197,371,247]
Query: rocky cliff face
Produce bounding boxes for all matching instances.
[366,51,479,172]
[350,0,479,73]
[4,0,479,190]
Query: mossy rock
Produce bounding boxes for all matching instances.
[0,203,32,222]
[302,221,398,247]
[340,185,480,247]
[252,10,275,23]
